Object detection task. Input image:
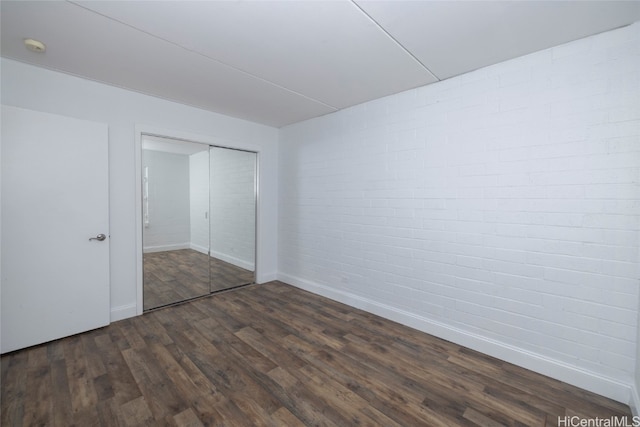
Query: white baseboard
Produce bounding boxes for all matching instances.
[190,243,209,255]
[630,384,640,416]
[210,249,254,271]
[143,244,254,273]
[143,243,190,253]
[110,303,137,322]
[277,273,632,404]
[257,272,278,284]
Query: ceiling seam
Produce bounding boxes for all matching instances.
[1,54,286,126]
[66,0,340,112]
[349,0,441,82]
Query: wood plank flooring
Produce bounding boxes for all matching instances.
[143,249,254,310]
[1,281,631,426]
[209,257,254,292]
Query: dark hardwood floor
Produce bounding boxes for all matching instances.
[209,257,254,292]
[143,249,254,310]
[1,281,631,426]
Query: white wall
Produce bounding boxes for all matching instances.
[142,150,191,251]
[635,291,640,414]
[1,58,279,321]
[279,22,640,404]
[190,150,210,254]
[210,147,257,270]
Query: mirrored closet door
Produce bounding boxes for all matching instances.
[142,135,256,311]
[209,147,257,292]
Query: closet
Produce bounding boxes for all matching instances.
[141,135,256,310]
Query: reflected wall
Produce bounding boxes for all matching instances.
[142,135,256,310]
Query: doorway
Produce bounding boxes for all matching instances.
[140,134,257,310]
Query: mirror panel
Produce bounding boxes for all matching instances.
[142,136,257,311]
[142,136,210,310]
[209,147,257,292]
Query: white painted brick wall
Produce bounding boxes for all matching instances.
[210,147,256,270]
[279,22,640,390]
[189,150,210,253]
[142,150,191,250]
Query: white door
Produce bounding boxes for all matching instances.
[1,105,110,353]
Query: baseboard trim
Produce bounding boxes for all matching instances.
[257,272,278,284]
[630,384,640,416]
[210,249,254,271]
[190,243,209,255]
[278,273,632,404]
[110,303,137,322]
[143,243,190,253]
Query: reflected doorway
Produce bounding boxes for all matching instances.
[141,135,257,310]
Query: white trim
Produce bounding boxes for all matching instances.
[142,243,256,272]
[210,249,254,271]
[190,243,209,255]
[135,128,144,316]
[257,272,278,284]
[630,384,640,416]
[278,273,632,404]
[110,303,137,322]
[143,243,191,253]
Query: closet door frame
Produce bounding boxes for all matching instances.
[134,125,260,316]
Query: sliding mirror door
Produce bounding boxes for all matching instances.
[209,147,257,291]
[142,136,210,310]
[142,136,257,310]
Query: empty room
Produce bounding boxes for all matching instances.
[1,1,640,425]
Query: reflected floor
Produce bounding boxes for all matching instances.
[144,249,254,310]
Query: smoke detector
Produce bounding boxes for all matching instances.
[24,38,46,53]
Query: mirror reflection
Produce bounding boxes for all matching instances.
[142,135,256,310]
[209,147,256,291]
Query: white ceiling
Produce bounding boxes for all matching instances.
[2,1,639,128]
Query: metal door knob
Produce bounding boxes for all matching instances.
[89,234,107,241]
